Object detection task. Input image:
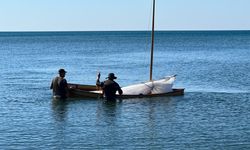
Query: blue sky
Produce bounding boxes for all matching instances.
[0,0,250,31]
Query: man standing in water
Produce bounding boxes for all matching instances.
[96,72,123,101]
[50,69,68,99]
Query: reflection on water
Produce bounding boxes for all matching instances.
[96,100,120,126]
[102,100,117,113]
[51,99,68,122]
[51,99,69,149]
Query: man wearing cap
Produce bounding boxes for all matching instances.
[50,69,68,99]
[96,72,123,101]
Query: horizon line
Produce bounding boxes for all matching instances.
[0,29,250,32]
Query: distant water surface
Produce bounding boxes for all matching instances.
[0,31,249,149]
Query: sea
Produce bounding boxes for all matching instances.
[0,31,249,149]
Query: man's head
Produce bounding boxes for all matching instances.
[58,68,67,77]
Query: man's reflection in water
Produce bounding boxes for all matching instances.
[51,99,68,122]
[96,99,122,126]
[51,99,69,149]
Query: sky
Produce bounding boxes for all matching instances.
[0,0,250,31]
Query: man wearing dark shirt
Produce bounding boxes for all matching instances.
[96,73,123,101]
[50,69,68,99]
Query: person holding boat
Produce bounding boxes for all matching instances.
[96,72,123,101]
[50,69,68,99]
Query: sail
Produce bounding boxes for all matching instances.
[120,75,176,95]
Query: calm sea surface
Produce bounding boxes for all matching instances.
[0,31,250,149]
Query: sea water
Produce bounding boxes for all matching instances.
[0,31,249,149]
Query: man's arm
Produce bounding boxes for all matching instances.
[118,88,123,95]
[96,72,102,87]
[64,79,69,97]
[50,78,55,89]
[116,83,123,95]
[50,81,53,89]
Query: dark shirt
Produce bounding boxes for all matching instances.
[58,79,68,98]
[96,79,123,101]
[50,77,68,99]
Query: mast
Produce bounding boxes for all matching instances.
[149,0,155,81]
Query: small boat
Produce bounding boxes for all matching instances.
[68,0,184,99]
[68,83,184,99]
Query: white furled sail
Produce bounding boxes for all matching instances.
[120,75,176,95]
